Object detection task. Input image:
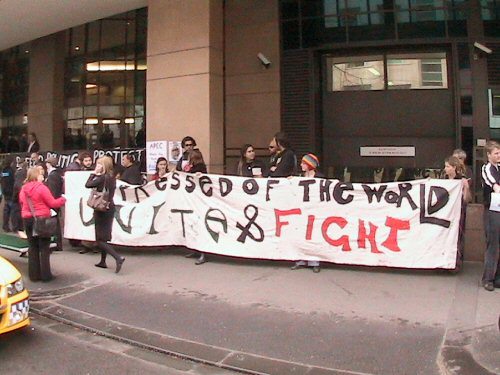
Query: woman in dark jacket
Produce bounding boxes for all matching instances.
[183,150,207,173]
[183,149,207,264]
[19,167,66,281]
[85,156,125,273]
[236,144,265,177]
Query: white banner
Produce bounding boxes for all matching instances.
[65,172,463,269]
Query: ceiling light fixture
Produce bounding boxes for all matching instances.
[102,119,121,125]
[84,118,98,125]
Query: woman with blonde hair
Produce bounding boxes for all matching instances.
[443,155,471,271]
[19,167,66,281]
[85,156,125,273]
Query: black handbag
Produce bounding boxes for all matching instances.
[26,195,58,238]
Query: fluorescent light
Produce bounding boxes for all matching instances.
[102,119,121,124]
[368,67,381,76]
[85,118,98,125]
[86,61,147,72]
[124,118,135,124]
[85,84,97,89]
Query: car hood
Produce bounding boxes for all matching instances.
[0,256,21,285]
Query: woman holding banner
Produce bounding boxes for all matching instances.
[183,150,207,174]
[291,153,323,273]
[443,155,471,271]
[85,156,125,273]
[184,150,208,265]
[152,157,169,180]
[236,144,265,178]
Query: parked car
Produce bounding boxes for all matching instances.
[0,255,30,334]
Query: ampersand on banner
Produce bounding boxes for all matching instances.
[236,204,264,243]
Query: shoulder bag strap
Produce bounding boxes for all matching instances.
[25,192,37,217]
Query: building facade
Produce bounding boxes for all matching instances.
[0,0,499,181]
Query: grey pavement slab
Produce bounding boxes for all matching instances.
[1,245,498,375]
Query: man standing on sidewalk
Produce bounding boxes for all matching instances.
[45,157,64,252]
[480,141,500,291]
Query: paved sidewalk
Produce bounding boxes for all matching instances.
[1,243,499,374]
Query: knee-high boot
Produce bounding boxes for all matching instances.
[96,241,125,273]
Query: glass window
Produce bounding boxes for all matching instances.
[387,52,447,89]
[491,89,500,116]
[328,56,385,91]
[63,8,147,150]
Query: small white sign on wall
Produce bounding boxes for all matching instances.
[146,141,168,174]
[360,146,415,157]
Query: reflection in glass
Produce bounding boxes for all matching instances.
[329,56,385,91]
[387,53,447,89]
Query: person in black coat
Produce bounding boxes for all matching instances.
[176,136,198,171]
[85,156,125,273]
[45,157,64,251]
[268,132,297,178]
[27,132,40,153]
[119,154,143,185]
[1,157,16,232]
[183,149,208,264]
[11,161,28,233]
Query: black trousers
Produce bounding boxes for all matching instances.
[11,201,23,231]
[483,210,500,284]
[3,199,14,231]
[24,218,52,281]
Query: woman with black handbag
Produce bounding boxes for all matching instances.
[85,156,125,273]
[19,167,66,281]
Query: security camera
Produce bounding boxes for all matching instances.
[257,52,271,68]
[474,42,492,55]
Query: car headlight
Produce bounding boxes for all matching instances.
[6,278,25,297]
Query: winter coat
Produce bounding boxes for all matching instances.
[19,181,66,219]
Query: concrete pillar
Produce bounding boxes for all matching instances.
[27,32,65,151]
[467,0,490,141]
[224,0,281,171]
[146,0,224,172]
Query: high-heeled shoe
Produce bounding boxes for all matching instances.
[95,262,107,269]
[115,257,125,273]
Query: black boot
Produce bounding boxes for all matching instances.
[95,251,107,268]
[115,257,125,273]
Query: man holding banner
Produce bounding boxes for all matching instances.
[481,141,500,291]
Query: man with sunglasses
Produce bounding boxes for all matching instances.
[176,136,199,172]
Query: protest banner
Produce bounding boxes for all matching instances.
[64,172,463,269]
[0,148,145,170]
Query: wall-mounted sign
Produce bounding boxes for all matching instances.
[360,146,415,157]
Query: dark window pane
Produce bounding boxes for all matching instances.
[88,21,100,55]
[302,0,324,17]
[461,96,472,115]
[484,20,500,37]
[457,43,470,69]
[281,0,299,19]
[282,20,300,49]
